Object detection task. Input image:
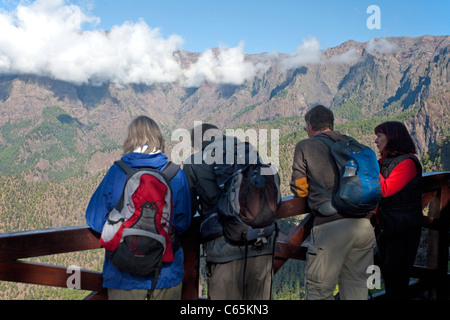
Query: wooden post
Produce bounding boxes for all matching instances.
[180,217,201,300]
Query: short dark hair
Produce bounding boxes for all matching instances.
[374,121,417,156]
[304,105,334,131]
[190,123,220,147]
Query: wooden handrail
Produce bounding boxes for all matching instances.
[0,172,448,300]
[0,225,101,262]
[0,225,105,299]
[0,260,103,292]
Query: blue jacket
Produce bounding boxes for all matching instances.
[85,152,192,290]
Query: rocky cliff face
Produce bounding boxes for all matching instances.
[0,35,448,179]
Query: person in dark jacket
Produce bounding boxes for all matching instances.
[374,121,422,300]
[290,105,375,300]
[183,123,277,300]
[85,115,191,300]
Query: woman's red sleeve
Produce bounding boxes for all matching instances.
[379,158,417,198]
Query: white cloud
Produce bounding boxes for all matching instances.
[0,0,364,87]
[0,0,263,87]
[182,42,259,87]
[0,0,185,85]
[328,48,360,64]
[366,38,397,54]
[278,37,362,71]
[280,37,324,71]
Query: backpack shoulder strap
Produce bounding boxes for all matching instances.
[114,160,136,176]
[314,134,351,146]
[314,135,334,148]
[162,161,180,181]
[115,160,180,181]
[112,160,135,212]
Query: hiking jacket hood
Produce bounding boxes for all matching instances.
[85,151,192,290]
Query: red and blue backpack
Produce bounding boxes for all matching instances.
[100,160,179,286]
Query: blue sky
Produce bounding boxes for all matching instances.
[0,0,448,86]
[85,0,448,53]
[1,0,448,53]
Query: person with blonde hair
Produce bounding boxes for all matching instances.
[86,115,191,300]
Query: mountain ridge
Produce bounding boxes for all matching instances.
[0,35,449,181]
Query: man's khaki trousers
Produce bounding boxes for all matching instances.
[207,254,273,300]
[305,218,375,300]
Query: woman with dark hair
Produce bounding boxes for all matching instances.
[374,121,423,300]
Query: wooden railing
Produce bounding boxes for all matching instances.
[0,172,449,300]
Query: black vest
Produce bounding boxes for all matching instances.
[378,154,423,235]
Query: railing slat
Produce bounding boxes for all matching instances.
[0,260,103,292]
[180,218,201,300]
[274,213,313,273]
[422,172,450,192]
[277,196,306,219]
[0,225,101,263]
